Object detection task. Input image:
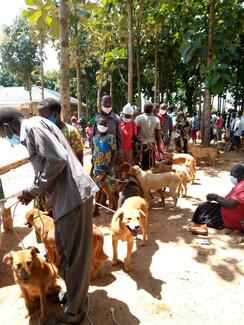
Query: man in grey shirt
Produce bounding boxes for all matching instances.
[0,108,98,324]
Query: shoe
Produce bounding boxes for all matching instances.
[188,223,208,236]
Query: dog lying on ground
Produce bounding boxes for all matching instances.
[152,163,188,197]
[91,224,108,280]
[111,196,148,271]
[129,165,181,207]
[25,209,107,280]
[25,209,61,273]
[3,247,61,324]
[188,143,217,166]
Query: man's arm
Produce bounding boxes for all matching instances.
[155,129,162,152]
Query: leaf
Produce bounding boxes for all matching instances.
[210,80,225,95]
[78,8,91,19]
[25,0,36,5]
[29,10,42,24]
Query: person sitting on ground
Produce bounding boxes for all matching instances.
[190,164,244,233]
[120,103,137,165]
[38,98,84,165]
[135,101,162,170]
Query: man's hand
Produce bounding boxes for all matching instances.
[206,193,218,201]
[17,191,34,205]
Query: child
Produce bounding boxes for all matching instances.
[91,117,117,205]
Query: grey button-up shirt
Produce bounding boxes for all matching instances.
[20,117,98,220]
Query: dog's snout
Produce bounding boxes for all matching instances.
[135,225,140,229]
[19,268,30,282]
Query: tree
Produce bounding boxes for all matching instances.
[127,0,133,103]
[0,18,39,101]
[0,68,23,87]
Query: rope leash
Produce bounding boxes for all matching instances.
[95,202,116,213]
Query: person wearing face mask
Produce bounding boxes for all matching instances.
[0,107,98,324]
[93,95,122,167]
[159,103,173,151]
[38,98,84,165]
[120,103,137,165]
[189,164,244,234]
[90,117,117,208]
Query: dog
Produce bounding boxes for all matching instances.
[25,209,60,272]
[3,247,61,324]
[118,180,142,208]
[169,153,196,183]
[111,196,148,271]
[129,165,181,207]
[25,209,107,280]
[91,224,108,280]
[151,164,188,197]
[188,143,217,166]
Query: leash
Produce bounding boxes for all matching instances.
[95,202,116,213]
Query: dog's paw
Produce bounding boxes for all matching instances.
[124,263,131,272]
[111,258,118,266]
[141,240,147,246]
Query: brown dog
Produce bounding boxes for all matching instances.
[25,209,107,280]
[91,224,108,280]
[3,247,60,324]
[188,143,217,166]
[170,153,196,183]
[111,196,148,271]
[25,209,60,272]
[129,165,181,207]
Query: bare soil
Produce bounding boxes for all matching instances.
[0,151,244,325]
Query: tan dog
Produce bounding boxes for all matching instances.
[25,209,60,272]
[111,196,148,271]
[170,153,196,183]
[25,209,107,280]
[3,247,60,324]
[91,224,108,280]
[188,143,217,166]
[129,165,181,207]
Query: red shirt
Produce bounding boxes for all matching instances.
[121,120,137,150]
[221,180,244,231]
[215,116,224,129]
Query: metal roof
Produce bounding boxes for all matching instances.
[0,86,80,105]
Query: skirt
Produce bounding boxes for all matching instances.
[192,202,224,229]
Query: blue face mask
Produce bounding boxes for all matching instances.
[8,134,22,145]
[48,115,57,124]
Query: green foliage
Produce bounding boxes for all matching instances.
[0,68,23,87]
[0,18,39,93]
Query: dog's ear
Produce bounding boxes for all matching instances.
[28,246,40,256]
[139,210,146,219]
[3,252,13,265]
[25,209,37,226]
[115,209,124,222]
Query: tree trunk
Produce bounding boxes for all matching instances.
[154,31,160,103]
[109,72,113,99]
[97,43,107,112]
[202,0,215,146]
[59,0,71,122]
[76,58,82,118]
[136,38,141,110]
[128,0,133,104]
[40,35,44,100]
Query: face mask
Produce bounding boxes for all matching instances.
[122,117,132,123]
[230,176,238,185]
[48,115,57,124]
[8,134,22,145]
[97,125,108,133]
[101,106,112,114]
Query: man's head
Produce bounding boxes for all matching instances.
[101,95,112,115]
[122,103,134,122]
[167,104,175,114]
[0,108,24,140]
[38,98,61,124]
[152,103,160,115]
[144,102,153,114]
[230,164,244,184]
[160,103,168,116]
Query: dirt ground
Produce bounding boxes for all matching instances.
[0,151,243,325]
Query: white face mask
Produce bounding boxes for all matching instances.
[230,176,238,185]
[122,117,132,123]
[101,106,112,114]
[97,124,108,133]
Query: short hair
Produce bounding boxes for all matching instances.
[38,98,61,114]
[144,102,153,113]
[231,164,244,181]
[101,95,111,105]
[0,107,24,128]
[97,116,107,125]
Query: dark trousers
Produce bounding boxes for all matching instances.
[55,197,93,319]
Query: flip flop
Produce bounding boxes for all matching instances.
[188,223,208,236]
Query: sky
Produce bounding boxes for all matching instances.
[0,0,59,71]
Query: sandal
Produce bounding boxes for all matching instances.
[188,223,208,236]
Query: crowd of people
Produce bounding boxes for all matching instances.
[0,97,243,324]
